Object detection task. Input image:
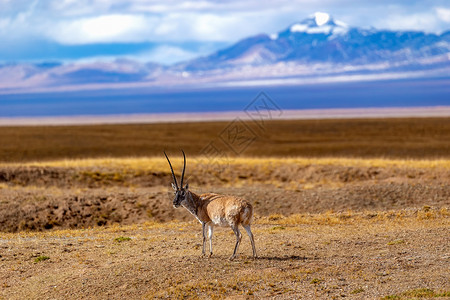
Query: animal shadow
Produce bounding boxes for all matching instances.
[256,255,310,261]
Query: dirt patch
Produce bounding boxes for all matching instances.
[0,187,177,232]
[0,166,169,188]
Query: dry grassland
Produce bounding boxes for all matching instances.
[0,117,449,299]
[1,155,449,299]
[0,117,449,162]
[0,156,449,232]
[1,209,449,299]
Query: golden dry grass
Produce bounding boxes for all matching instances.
[2,207,447,240]
[2,156,449,170]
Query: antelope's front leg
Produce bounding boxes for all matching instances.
[207,224,214,258]
[201,222,207,257]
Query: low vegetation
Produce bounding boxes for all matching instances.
[33,255,50,263]
[114,236,131,243]
[382,288,450,299]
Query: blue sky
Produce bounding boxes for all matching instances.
[1,0,450,65]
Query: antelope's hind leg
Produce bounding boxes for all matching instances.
[243,225,257,259]
[229,224,242,260]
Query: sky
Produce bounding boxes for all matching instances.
[1,0,450,65]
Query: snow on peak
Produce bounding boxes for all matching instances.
[314,12,330,26]
[290,24,309,32]
[289,12,348,36]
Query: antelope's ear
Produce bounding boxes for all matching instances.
[171,183,177,190]
[184,183,189,190]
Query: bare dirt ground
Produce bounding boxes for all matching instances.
[0,209,449,299]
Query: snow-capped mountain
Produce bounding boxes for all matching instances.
[177,12,450,72]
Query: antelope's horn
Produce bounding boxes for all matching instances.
[164,151,179,189]
[180,149,186,188]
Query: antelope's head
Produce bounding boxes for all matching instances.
[164,150,189,208]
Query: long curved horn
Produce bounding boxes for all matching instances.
[180,149,186,187]
[164,151,178,189]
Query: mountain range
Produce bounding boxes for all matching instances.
[1,12,450,93]
[179,12,450,69]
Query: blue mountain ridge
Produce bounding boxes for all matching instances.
[177,13,450,71]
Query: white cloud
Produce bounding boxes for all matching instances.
[129,1,219,13]
[41,10,273,45]
[436,7,450,23]
[45,14,156,44]
[189,13,252,41]
[375,12,443,33]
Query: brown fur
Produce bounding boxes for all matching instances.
[180,190,257,260]
[192,193,253,225]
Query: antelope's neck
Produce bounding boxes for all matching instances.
[182,191,202,218]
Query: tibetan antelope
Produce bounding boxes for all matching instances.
[164,150,257,260]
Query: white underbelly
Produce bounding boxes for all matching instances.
[211,216,229,227]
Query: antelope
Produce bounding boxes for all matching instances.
[164,150,257,260]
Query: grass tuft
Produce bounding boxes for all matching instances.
[114,236,131,243]
[270,226,286,231]
[351,288,365,294]
[387,239,406,246]
[34,255,50,263]
[382,288,450,299]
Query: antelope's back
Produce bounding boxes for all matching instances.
[201,193,253,226]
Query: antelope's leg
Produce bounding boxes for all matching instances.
[201,222,207,256]
[243,225,257,259]
[229,225,242,260]
[207,224,214,257]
